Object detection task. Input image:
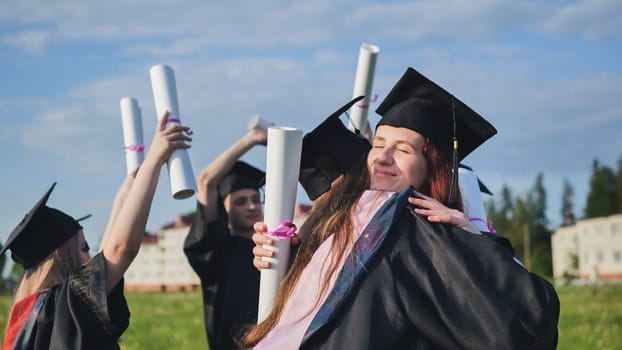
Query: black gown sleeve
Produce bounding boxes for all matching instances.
[37,252,130,350]
[183,199,231,284]
[393,206,559,349]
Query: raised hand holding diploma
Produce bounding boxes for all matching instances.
[120,97,145,174]
[349,43,379,135]
[149,64,197,199]
[248,114,275,133]
[257,127,303,322]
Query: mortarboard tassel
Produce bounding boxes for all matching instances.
[447,97,459,209]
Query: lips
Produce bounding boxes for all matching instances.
[373,167,395,176]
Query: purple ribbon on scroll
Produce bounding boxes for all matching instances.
[165,118,194,136]
[264,221,297,238]
[469,217,497,234]
[125,144,145,153]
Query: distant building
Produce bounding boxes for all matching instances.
[124,203,313,291]
[551,214,622,283]
[124,213,199,291]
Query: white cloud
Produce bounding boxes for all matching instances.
[537,0,622,39]
[2,30,52,54]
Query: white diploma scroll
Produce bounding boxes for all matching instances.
[120,97,144,174]
[149,64,197,199]
[458,167,489,232]
[248,114,275,132]
[349,43,379,135]
[257,127,303,322]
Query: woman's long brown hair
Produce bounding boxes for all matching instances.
[242,155,369,347]
[242,139,461,347]
[419,139,463,211]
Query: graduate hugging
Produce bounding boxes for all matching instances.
[246,67,560,349]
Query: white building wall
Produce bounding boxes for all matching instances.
[124,226,200,290]
[160,227,201,287]
[552,214,622,282]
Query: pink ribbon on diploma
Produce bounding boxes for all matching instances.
[166,118,194,136]
[264,221,297,238]
[125,144,145,153]
[354,93,378,109]
[469,217,497,234]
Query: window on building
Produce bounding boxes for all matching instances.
[614,251,621,262]
[597,251,604,263]
[612,223,621,235]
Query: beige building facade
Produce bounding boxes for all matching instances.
[551,214,622,282]
[124,214,200,291]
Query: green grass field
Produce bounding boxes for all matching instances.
[1,284,621,349]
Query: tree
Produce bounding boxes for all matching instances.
[527,173,553,277]
[585,159,616,218]
[561,179,575,226]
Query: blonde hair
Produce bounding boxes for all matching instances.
[12,233,83,302]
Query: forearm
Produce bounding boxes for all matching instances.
[198,132,260,218]
[101,155,161,290]
[99,174,135,251]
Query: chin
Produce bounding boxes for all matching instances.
[370,180,405,193]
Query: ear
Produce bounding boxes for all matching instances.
[52,248,62,262]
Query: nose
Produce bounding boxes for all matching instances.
[374,147,393,165]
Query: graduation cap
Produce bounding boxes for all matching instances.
[375,67,497,207]
[299,96,372,201]
[0,183,82,269]
[217,161,266,198]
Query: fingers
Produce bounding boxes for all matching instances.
[252,232,272,247]
[408,196,444,210]
[157,111,170,130]
[252,245,274,259]
[253,222,269,235]
[252,231,274,270]
[253,257,271,270]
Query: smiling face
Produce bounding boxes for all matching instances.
[223,188,264,237]
[367,125,429,193]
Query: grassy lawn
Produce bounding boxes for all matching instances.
[0,284,621,349]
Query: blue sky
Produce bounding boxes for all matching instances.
[1,0,621,259]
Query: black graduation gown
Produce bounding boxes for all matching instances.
[184,201,260,350]
[5,253,129,349]
[301,190,559,350]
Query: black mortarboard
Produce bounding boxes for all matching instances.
[375,67,497,207]
[1,183,82,269]
[299,96,372,201]
[217,161,266,198]
[376,67,497,160]
[459,164,492,195]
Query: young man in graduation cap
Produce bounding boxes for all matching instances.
[245,68,559,349]
[183,128,267,350]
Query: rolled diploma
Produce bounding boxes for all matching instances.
[120,97,144,174]
[248,114,275,133]
[458,167,489,232]
[257,127,303,322]
[349,43,379,135]
[149,64,197,199]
